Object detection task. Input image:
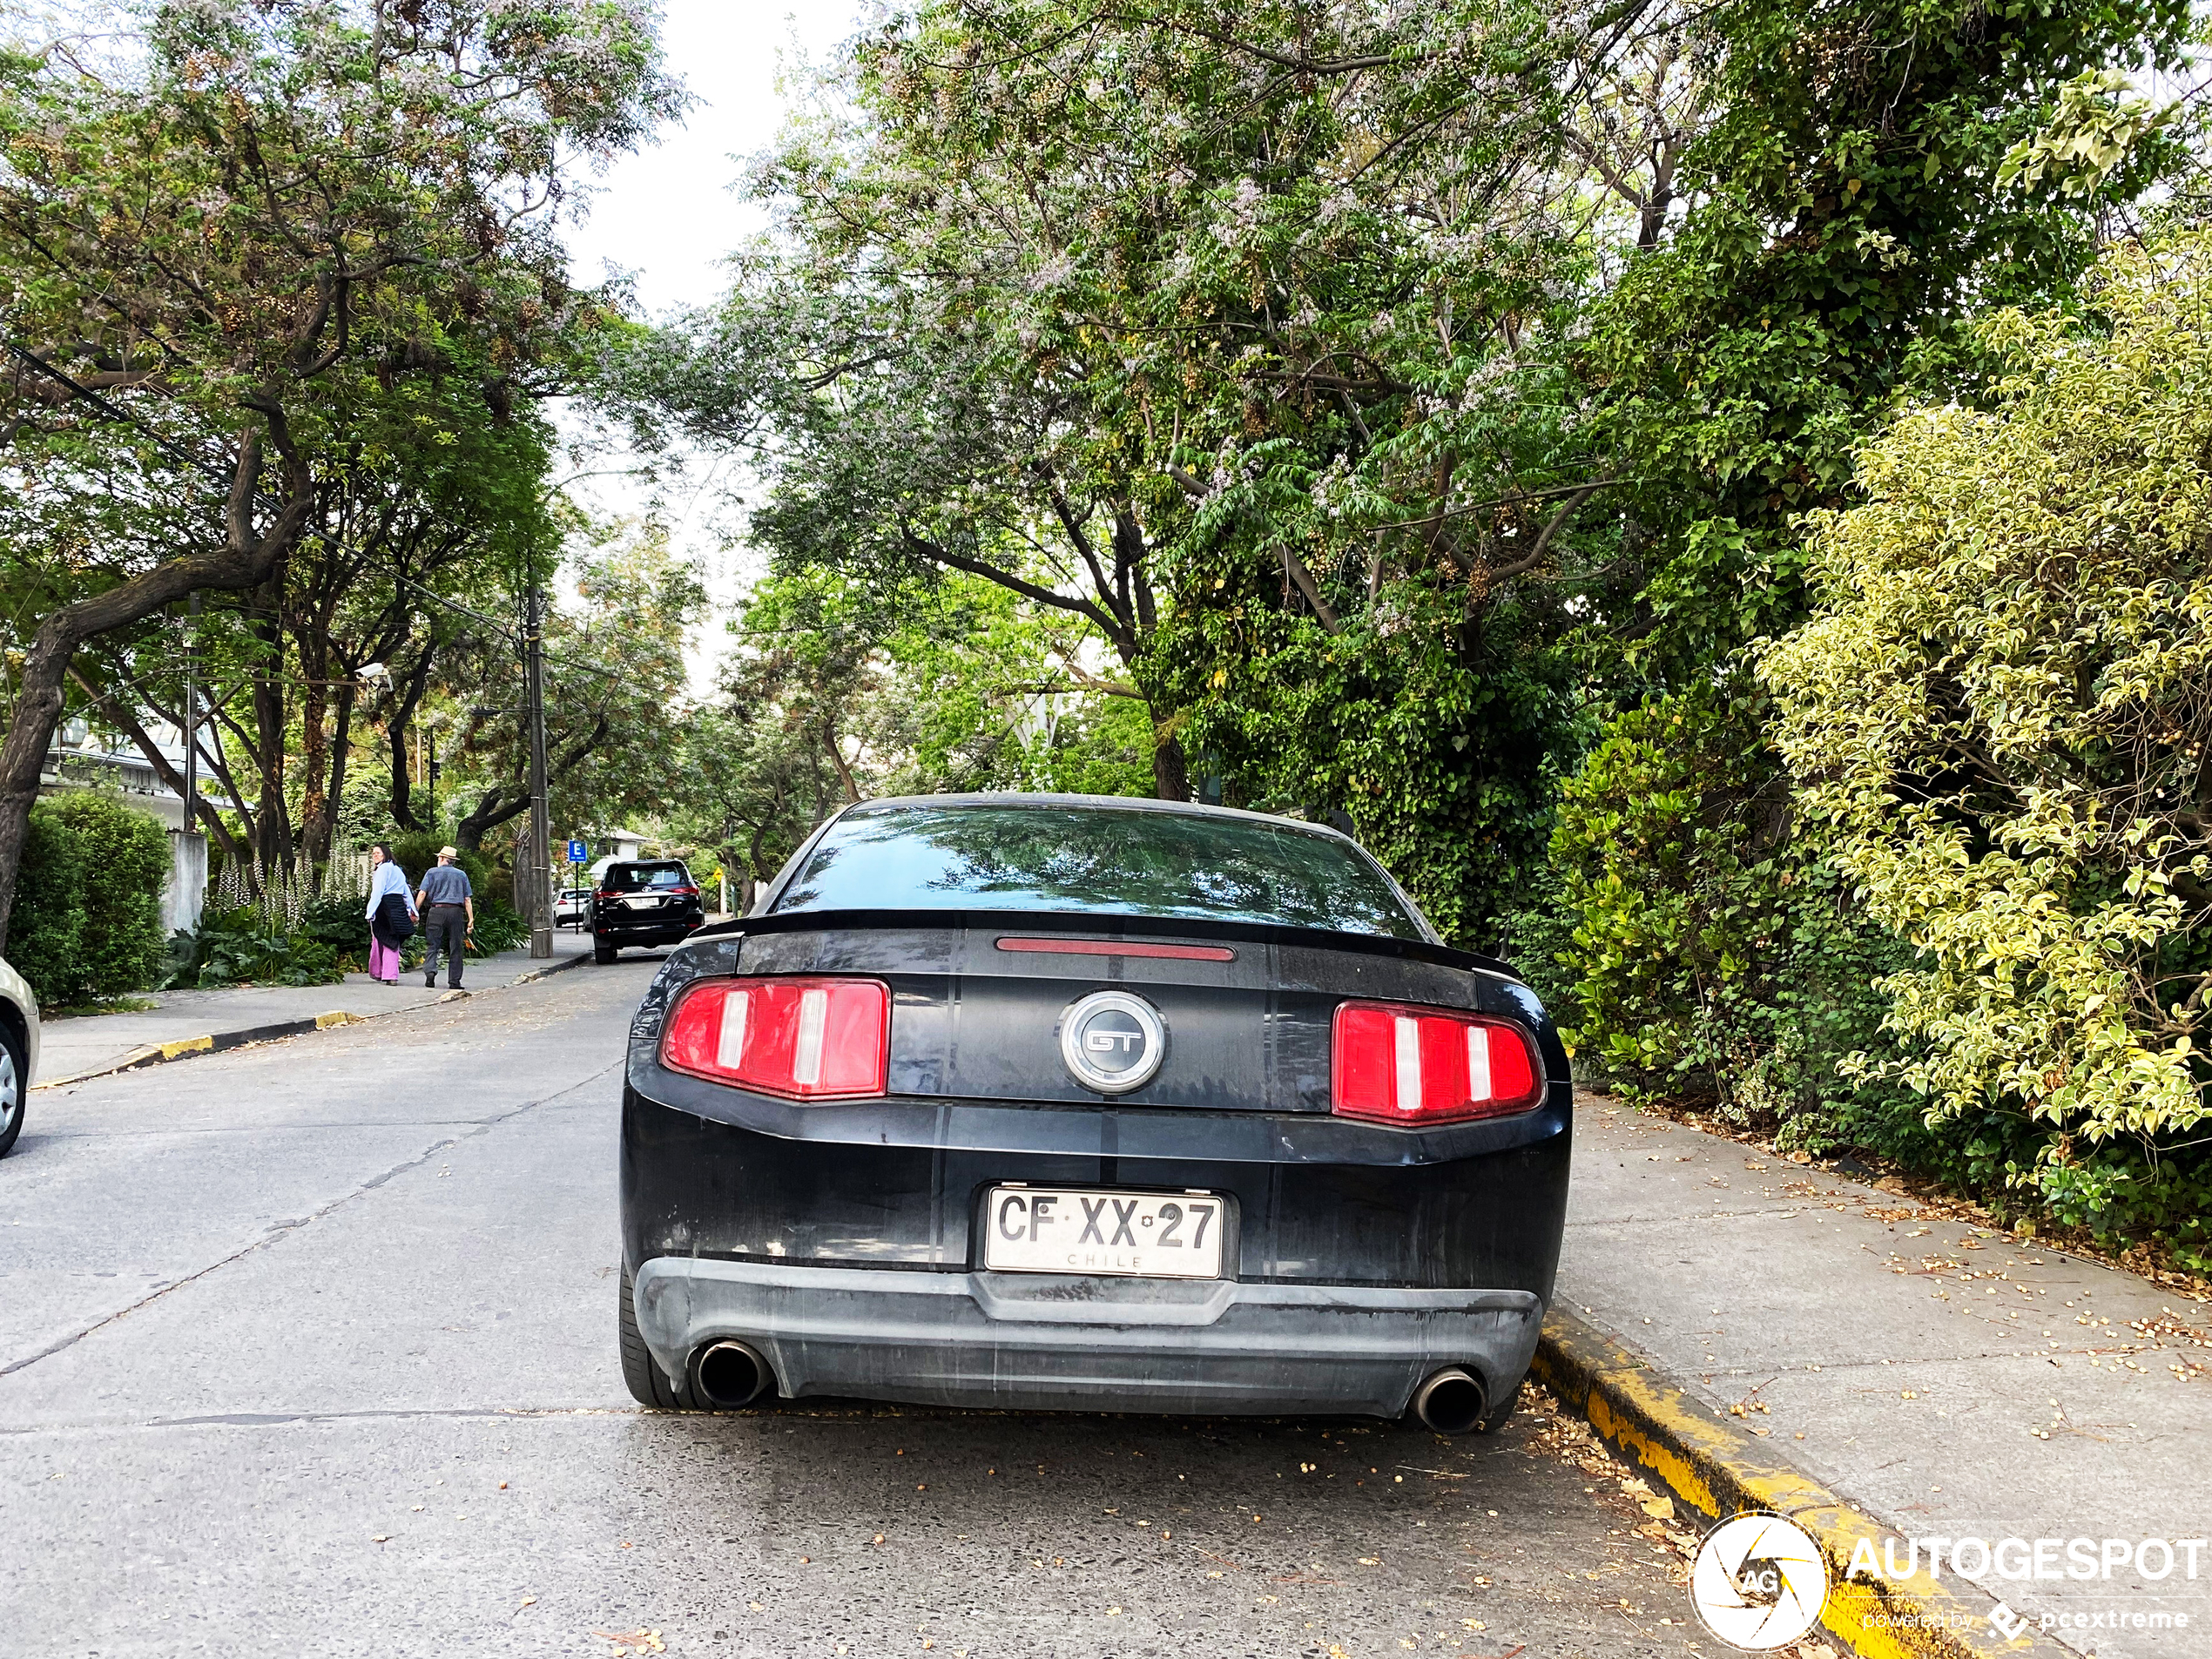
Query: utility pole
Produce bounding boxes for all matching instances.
[523,553,553,959]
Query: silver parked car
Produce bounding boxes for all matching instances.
[0,954,41,1158]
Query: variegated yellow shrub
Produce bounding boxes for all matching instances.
[1760,234,2212,1243]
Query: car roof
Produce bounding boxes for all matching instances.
[843,792,1359,847]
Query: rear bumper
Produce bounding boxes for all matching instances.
[597,917,700,941]
[630,1255,1542,1418]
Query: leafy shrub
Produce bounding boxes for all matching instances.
[44,792,170,996]
[298,894,373,969]
[1760,233,2212,1264]
[9,806,85,1006]
[9,792,169,1004]
[1542,687,1916,1148]
[162,905,343,989]
[467,897,529,956]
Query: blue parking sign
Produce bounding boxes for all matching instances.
[566,839,587,863]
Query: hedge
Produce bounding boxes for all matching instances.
[10,791,170,1005]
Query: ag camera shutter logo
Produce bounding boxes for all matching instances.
[1060,991,1165,1095]
[1689,1512,1831,1650]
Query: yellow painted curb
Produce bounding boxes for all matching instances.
[314,1010,361,1029]
[1534,1308,2060,1659]
[157,1034,214,1061]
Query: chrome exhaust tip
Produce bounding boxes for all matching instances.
[1412,1367,1487,1435]
[691,1339,773,1409]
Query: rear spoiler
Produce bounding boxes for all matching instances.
[685,907,1521,982]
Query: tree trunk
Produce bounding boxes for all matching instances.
[1152,731,1191,803]
[826,732,861,803]
[296,627,332,878]
[0,428,311,952]
[249,575,293,872]
[387,643,433,832]
[321,681,355,867]
[388,715,421,831]
[455,784,522,853]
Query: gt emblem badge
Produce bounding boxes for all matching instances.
[1060,990,1167,1095]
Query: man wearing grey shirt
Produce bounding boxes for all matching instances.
[415,846,475,989]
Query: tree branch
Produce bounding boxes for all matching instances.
[1486,481,1608,583]
[900,525,1125,642]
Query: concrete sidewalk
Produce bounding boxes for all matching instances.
[36,927,598,1085]
[1557,1090,2211,1657]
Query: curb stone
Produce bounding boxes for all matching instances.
[509,951,592,988]
[35,948,592,1089]
[1533,1306,2067,1659]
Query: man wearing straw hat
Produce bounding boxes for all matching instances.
[415,846,475,991]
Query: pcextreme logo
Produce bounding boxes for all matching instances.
[1689,1512,1831,1651]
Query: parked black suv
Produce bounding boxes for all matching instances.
[591,859,705,962]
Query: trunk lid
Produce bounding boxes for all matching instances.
[732,911,1505,1115]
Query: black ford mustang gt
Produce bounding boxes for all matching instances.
[618,793,1571,1433]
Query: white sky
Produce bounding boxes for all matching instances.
[556,1,864,690]
[563,2,858,319]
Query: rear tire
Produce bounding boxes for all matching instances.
[618,1261,700,1411]
[594,941,618,964]
[0,1020,23,1159]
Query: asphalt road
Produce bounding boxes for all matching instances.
[3,959,1716,1659]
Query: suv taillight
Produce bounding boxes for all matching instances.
[669,886,699,897]
[1331,1001,1541,1126]
[662,977,890,1099]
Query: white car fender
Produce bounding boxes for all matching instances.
[0,953,40,1086]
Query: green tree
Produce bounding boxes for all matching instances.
[1541,687,1913,1136]
[446,524,705,853]
[1541,0,2195,1075]
[667,565,1155,896]
[0,0,678,948]
[1584,0,2193,677]
[653,0,1644,927]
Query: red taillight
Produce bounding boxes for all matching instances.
[669,886,699,897]
[1331,1001,1541,1126]
[662,977,889,1099]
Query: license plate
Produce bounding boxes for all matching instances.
[982,1186,1225,1279]
[623,894,661,909]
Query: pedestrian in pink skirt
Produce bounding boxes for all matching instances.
[365,843,418,984]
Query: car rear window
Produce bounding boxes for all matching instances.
[770,803,1426,939]
[603,863,689,893]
